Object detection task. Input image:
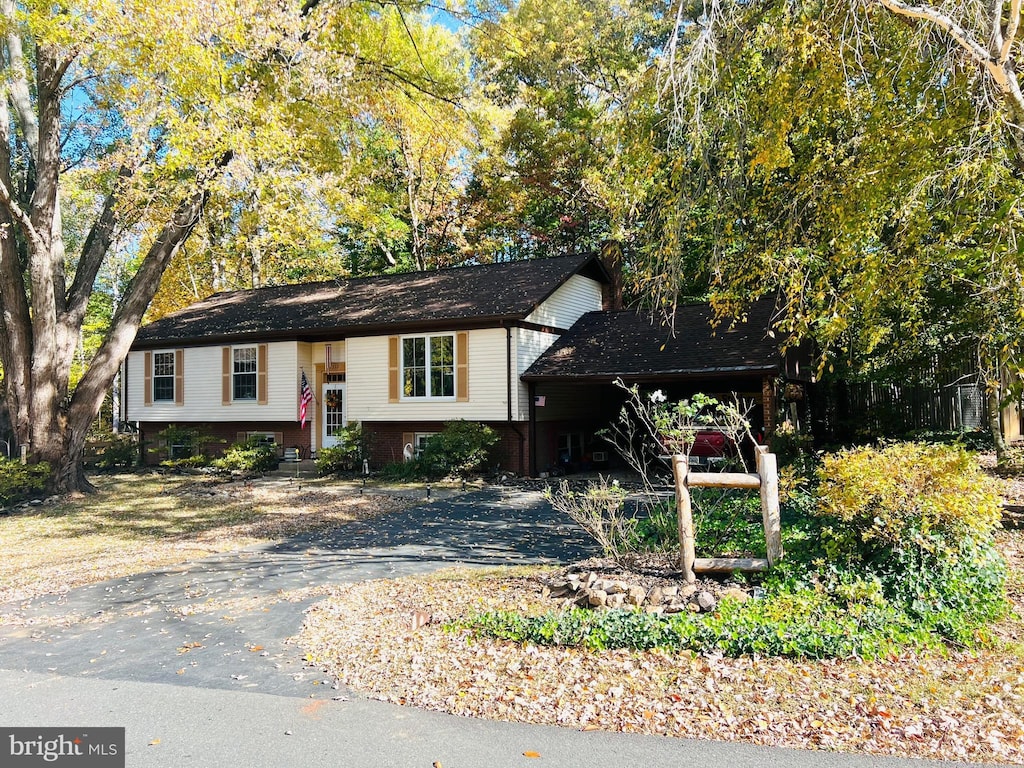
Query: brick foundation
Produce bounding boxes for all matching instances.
[362,421,531,476]
[138,421,312,464]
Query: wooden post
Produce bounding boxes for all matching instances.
[672,453,696,584]
[757,448,783,566]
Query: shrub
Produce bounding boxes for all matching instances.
[545,478,635,561]
[212,437,279,473]
[150,424,220,462]
[420,420,499,477]
[379,421,499,481]
[0,459,51,505]
[812,441,1008,643]
[316,424,366,475]
[631,491,766,558]
[97,435,137,469]
[815,442,1002,556]
[160,455,210,470]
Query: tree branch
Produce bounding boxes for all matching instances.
[0,175,44,254]
[64,165,134,330]
[66,152,233,435]
[875,0,1024,119]
[1001,0,1022,65]
[875,0,992,66]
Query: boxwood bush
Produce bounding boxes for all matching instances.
[212,437,279,473]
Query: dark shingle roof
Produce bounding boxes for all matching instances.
[133,254,607,348]
[523,299,791,381]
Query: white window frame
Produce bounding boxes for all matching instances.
[152,350,176,403]
[400,333,456,401]
[413,432,437,458]
[232,345,258,402]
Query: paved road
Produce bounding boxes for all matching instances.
[0,487,1001,767]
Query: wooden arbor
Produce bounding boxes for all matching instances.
[671,445,783,584]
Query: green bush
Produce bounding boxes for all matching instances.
[630,490,767,558]
[97,435,137,469]
[316,424,366,474]
[0,459,51,505]
[150,424,221,462]
[380,421,500,481]
[160,455,210,469]
[212,437,279,473]
[420,420,499,477]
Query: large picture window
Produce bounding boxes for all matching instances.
[402,334,454,399]
[233,346,257,401]
[152,351,175,402]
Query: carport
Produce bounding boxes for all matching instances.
[520,299,814,477]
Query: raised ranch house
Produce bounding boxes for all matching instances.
[123,254,810,475]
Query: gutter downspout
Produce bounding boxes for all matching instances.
[506,324,527,476]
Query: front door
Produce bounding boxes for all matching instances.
[322,383,346,448]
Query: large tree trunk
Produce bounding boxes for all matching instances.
[33,156,232,493]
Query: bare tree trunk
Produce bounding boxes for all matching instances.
[988,384,1008,464]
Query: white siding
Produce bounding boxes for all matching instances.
[347,328,511,422]
[312,340,346,367]
[126,342,300,422]
[514,328,560,421]
[526,274,602,329]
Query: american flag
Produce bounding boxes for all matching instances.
[299,371,313,428]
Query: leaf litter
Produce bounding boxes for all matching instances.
[298,559,1024,765]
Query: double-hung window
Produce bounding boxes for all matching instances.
[402,334,454,399]
[233,346,258,401]
[152,351,175,402]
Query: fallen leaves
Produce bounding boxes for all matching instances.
[297,569,1024,765]
[0,474,411,608]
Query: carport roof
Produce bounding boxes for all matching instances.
[522,299,806,382]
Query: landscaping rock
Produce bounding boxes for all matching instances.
[549,558,758,616]
[720,587,750,604]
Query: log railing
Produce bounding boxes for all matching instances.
[672,445,783,584]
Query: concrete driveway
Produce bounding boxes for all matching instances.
[0,487,998,767]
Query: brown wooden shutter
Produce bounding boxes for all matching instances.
[222,347,232,405]
[174,349,184,406]
[456,332,469,402]
[143,351,153,406]
[388,336,400,403]
[273,431,284,446]
[402,432,415,462]
[236,431,247,444]
[257,344,268,405]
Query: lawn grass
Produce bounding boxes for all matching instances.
[0,471,404,606]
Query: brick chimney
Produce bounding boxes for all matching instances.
[600,239,624,310]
